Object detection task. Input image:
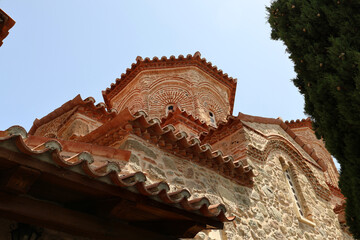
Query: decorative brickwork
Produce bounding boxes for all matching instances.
[148,86,195,118]
[160,107,209,138]
[104,54,233,126]
[30,95,116,140]
[286,118,340,187]
[103,52,237,114]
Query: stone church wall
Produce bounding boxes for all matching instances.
[119,134,352,240]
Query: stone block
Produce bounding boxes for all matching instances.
[147,164,166,180]
[162,156,177,170]
[122,139,157,159]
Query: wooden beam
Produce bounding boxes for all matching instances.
[0,166,41,194]
[0,146,225,229]
[0,192,175,240]
[0,146,139,200]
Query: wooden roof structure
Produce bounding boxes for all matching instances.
[0,126,234,239]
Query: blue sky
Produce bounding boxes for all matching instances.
[0,0,304,131]
[1,1,341,169]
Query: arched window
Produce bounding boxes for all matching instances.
[166,104,175,115]
[284,168,305,217]
[209,111,216,126]
[279,157,315,226]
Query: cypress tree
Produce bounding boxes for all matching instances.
[267,0,360,238]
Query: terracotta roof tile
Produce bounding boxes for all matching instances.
[204,112,327,171]
[285,118,313,129]
[327,182,345,200]
[79,109,254,187]
[102,52,237,114]
[25,135,131,162]
[29,95,117,135]
[160,106,209,134]
[0,125,235,222]
[200,113,332,201]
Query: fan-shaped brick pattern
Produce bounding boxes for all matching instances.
[148,87,195,119]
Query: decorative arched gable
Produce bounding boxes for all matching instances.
[115,89,145,114]
[147,76,193,90]
[146,77,196,119]
[197,86,229,124]
[247,135,331,201]
[148,87,195,118]
[307,141,339,186]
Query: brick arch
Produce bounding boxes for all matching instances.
[148,76,193,90]
[114,89,145,114]
[197,81,229,100]
[278,157,314,220]
[148,86,195,118]
[197,87,228,123]
[247,136,331,201]
[308,141,339,186]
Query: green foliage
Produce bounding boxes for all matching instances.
[267,0,360,238]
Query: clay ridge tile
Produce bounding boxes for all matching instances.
[285,118,313,129]
[161,106,209,131]
[200,116,241,143]
[29,95,117,135]
[0,126,234,222]
[102,52,237,114]
[25,135,131,162]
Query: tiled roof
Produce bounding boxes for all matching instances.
[202,112,327,171]
[327,182,345,200]
[160,106,209,133]
[200,116,242,145]
[0,9,15,47]
[0,125,234,223]
[102,52,237,114]
[285,118,313,129]
[200,112,332,201]
[25,135,131,163]
[29,94,117,135]
[79,109,255,187]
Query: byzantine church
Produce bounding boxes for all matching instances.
[0,52,351,239]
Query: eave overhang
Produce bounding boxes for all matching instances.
[79,109,254,187]
[0,126,234,239]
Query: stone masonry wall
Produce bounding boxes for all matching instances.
[119,134,352,240]
[290,127,340,188]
